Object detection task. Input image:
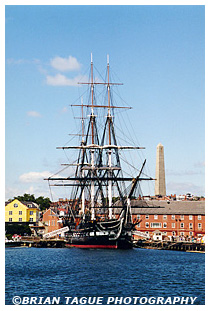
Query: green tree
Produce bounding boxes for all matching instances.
[14,193,36,202]
[36,196,51,211]
[12,193,51,211]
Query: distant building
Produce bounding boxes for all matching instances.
[42,208,63,233]
[155,143,166,196]
[5,199,40,224]
[115,199,205,240]
[57,208,68,217]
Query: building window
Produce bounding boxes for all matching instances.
[172,231,176,236]
[9,218,12,222]
[30,211,33,215]
[137,223,140,228]
[150,223,162,228]
[163,232,167,235]
[180,215,184,220]
[163,215,167,220]
[189,215,193,220]
[19,218,22,222]
[9,211,12,215]
[14,203,18,208]
[154,215,158,220]
[172,215,175,220]
[29,218,33,222]
[51,220,56,226]
[27,204,32,208]
[145,215,149,220]
[172,223,175,228]
[163,222,167,228]
[146,231,149,235]
[145,222,149,228]
[181,232,184,236]
[189,232,193,236]
[189,223,193,229]
[19,211,22,215]
[135,216,140,220]
[180,223,184,228]
[198,215,202,220]
[198,223,202,230]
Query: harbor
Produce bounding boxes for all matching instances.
[5,236,205,253]
[5,246,205,305]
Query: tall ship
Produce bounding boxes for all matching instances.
[46,55,154,249]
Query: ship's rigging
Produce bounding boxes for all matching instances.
[45,55,154,248]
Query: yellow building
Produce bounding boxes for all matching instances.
[5,199,40,224]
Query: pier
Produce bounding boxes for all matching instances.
[134,240,205,253]
[5,238,66,248]
[5,238,205,252]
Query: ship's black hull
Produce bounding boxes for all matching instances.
[66,229,133,249]
[65,216,134,249]
[66,237,133,249]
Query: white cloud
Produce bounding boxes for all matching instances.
[5,186,22,200]
[46,74,88,86]
[19,171,53,183]
[27,111,42,118]
[37,65,48,75]
[166,169,203,176]
[19,171,66,184]
[5,184,52,201]
[7,58,41,65]
[7,58,25,65]
[17,171,73,201]
[167,181,204,196]
[50,56,81,72]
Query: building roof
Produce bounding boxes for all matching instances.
[42,208,60,217]
[22,201,40,209]
[114,199,205,215]
[5,200,40,209]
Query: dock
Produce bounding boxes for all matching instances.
[5,238,205,252]
[134,240,205,253]
[5,239,66,248]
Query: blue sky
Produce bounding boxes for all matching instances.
[5,5,205,200]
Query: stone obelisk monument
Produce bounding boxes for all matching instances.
[155,143,166,196]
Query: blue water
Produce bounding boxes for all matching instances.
[5,247,205,305]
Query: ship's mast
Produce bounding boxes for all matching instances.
[107,54,111,145]
[91,53,94,142]
[81,97,85,219]
[90,53,95,220]
[107,55,113,219]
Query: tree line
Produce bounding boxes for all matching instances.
[9,193,51,211]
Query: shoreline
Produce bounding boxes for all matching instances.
[5,239,205,253]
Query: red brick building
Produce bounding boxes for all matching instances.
[115,199,205,241]
[42,209,63,233]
